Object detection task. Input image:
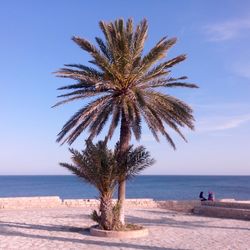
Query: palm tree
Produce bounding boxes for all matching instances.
[60,140,154,230]
[54,18,198,224]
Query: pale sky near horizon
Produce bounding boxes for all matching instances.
[0,0,250,175]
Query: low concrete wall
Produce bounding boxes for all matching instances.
[202,200,250,209]
[0,197,158,210]
[193,200,250,220]
[0,197,195,211]
[0,196,62,209]
[125,199,157,208]
[63,198,157,208]
[1,196,249,219]
[193,205,250,220]
[63,199,99,208]
[157,200,200,213]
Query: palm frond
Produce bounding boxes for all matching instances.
[115,144,155,180]
[56,95,112,144]
[107,104,121,140]
[95,37,112,61]
[61,141,154,192]
[137,38,177,79]
[54,18,198,148]
[132,18,148,59]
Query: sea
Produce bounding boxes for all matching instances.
[0,175,249,200]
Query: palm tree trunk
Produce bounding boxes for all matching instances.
[100,193,113,230]
[118,112,131,225]
[118,178,126,224]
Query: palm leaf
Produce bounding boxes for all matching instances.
[54,18,198,149]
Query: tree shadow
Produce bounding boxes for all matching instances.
[126,212,250,231]
[135,209,181,216]
[52,213,91,220]
[0,225,186,250]
[0,221,86,233]
[1,209,248,250]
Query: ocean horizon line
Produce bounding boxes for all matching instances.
[0,174,249,176]
[0,175,249,200]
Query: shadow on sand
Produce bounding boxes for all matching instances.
[126,209,250,231]
[0,209,248,250]
[0,221,186,250]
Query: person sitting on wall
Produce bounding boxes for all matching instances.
[199,191,207,201]
[208,191,215,201]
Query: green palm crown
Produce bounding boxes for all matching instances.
[54,18,198,149]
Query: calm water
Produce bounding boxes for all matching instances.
[0,175,249,200]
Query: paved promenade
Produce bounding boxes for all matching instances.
[0,207,249,250]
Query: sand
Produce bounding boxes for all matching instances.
[0,207,249,250]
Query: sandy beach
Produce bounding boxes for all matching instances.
[0,207,249,250]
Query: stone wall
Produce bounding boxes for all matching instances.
[63,198,158,208]
[0,197,195,211]
[0,197,158,210]
[0,196,62,209]
[201,200,250,209]
[1,196,249,220]
[63,199,99,208]
[62,199,198,211]
[193,205,250,220]
[193,200,250,220]
[157,200,200,213]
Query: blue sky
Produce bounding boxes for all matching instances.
[0,0,249,175]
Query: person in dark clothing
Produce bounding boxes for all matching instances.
[199,191,207,201]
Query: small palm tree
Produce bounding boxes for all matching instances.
[54,18,198,224]
[60,140,154,230]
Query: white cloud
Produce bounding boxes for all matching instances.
[204,18,250,41]
[197,114,250,132]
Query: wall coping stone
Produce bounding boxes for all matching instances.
[0,197,249,212]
